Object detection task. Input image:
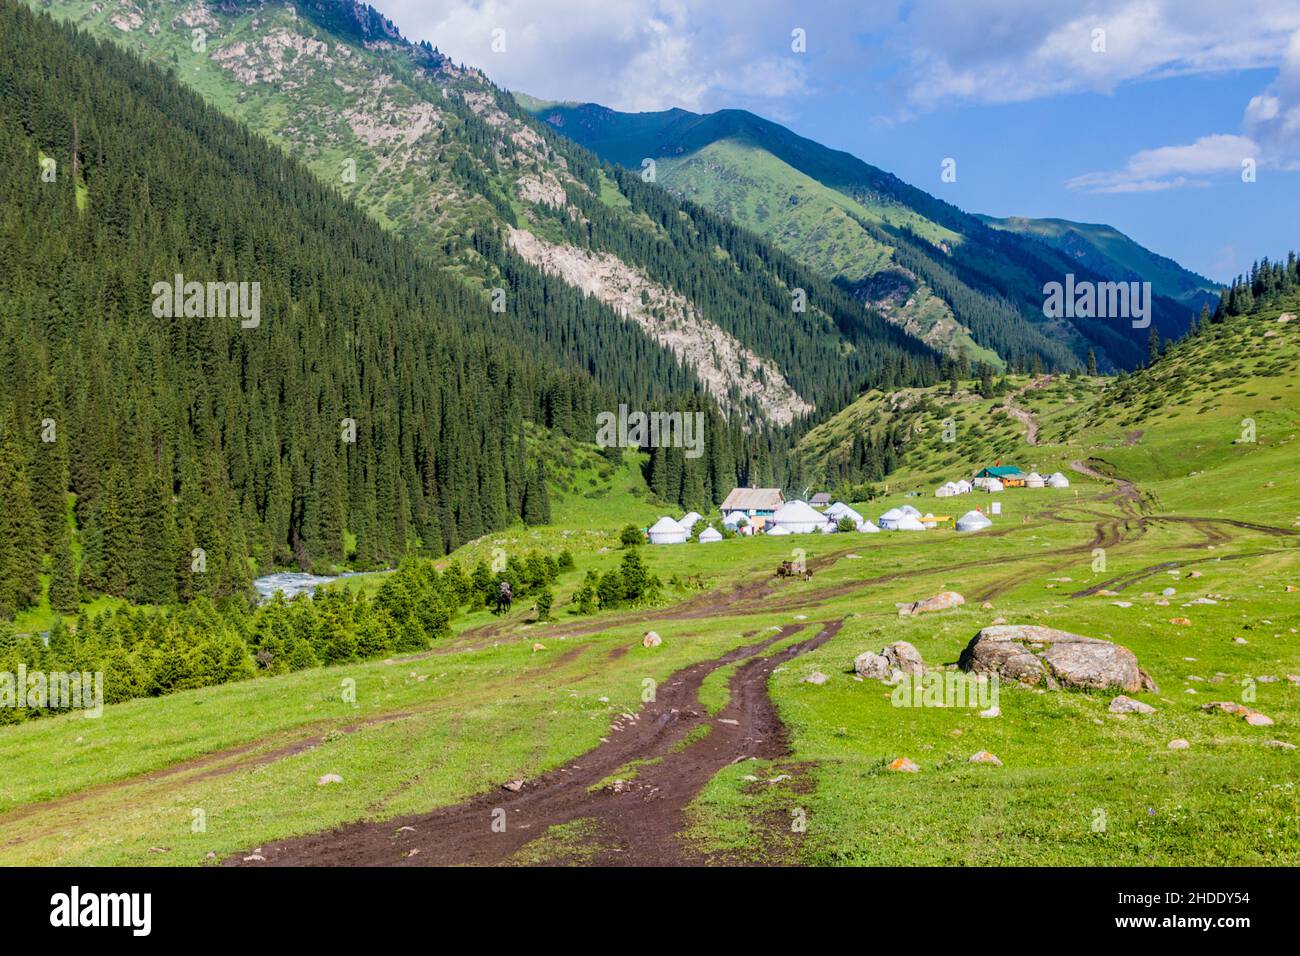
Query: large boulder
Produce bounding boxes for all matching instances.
[854,641,924,681]
[853,651,891,680]
[898,591,965,617]
[882,641,924,676]
[958,624,1157,693]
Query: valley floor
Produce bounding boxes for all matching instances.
[2,455,1297,866]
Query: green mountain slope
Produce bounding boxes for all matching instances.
[529,101,1207,373]
[979,216,1220,312]
[28,0,947,428]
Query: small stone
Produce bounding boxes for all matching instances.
[1233,637,1248,645]
[1265,740,1295,750]
[148,846,169,854]
[243,853,266,862]
[532,642,546,652]
[502,780,524,792]
[718,718,739,726]
[1109,695,1155,714]
[802,671,828,685]
[1167,739,1190,750]
[887,757,920,773]
[1112,601,1133,608]
[1169,617,1192,626]
[968,750,1002,766]
[1162,587,1177,597]
[641,631,662,648]
[317,773,344,786]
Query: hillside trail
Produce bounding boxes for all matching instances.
[227,620,843,866]
[1001,377,1049,446]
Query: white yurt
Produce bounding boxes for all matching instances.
[818,519,838,533]
[956,509,993,532]
[954,479,973,494]
[1025,472,1045,489]
[826,502,864,526]
[899,504,922,518]
[722,511,748,527]
[894,515,928,531]
[766,523,792,536]
[771,499,825,534]
[878,507,906,530]
[857,520,882,533]
[679,511,702,531]
[647,516,688,545]
[985,478,1005,492]
[1047,472,1070,488]
[935,482,958,498]
[697,526,723,543]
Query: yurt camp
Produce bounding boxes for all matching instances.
[647,516,688,545]
[1025,472,1045,489]
[1047,472,1070,488]
[697,526,723,543]
[679,511,702,531]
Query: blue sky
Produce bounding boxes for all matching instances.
[375,0,1300,282]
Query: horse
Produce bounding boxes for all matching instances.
[496,581,513,615]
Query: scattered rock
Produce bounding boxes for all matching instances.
[243,853,266,863]
[990,616,1007,625]
[502,779,525,792]
[718,718,739,726]
[1169,617,1192,626]
[881,641,924,677]
[853,651,891,680]
[1265,740,1295,750]
[1109,695,1156,714]
[898,591,965,616]
[317,773,344,786]
[1167,739,1190,750]
[148,846,169,854]
[1201,701,1273,726]
[958,624,1157,693]
[968,750,1002,766]
[887,757,919,773]
[641,631,662,648]
[1233,637,1248,645]
[1188,570,1203,578]
[1097,589,1119,597]
[1162,587,1177,597]
[531,642,546,652]
[981,601,994,610]
[1112,601,1133,608]
[803,671,828,685]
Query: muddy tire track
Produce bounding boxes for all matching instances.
[227,620,843,867]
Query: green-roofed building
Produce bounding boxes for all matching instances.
[975,466,1025,479]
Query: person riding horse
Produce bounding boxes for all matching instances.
[496,580,513,614]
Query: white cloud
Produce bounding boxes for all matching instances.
[901,0,1300,108]
[370,0,870,112]
[1067,27,1300,193]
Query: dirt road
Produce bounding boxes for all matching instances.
[228,619,843,866]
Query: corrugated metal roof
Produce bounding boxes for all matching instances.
[720,487,785,511]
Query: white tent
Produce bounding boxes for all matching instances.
[766,524,792,536]
[1047,472,1070,488]
[679,511,702,530]
[771,499,825,534]
[647,516,688,545]
[935,483,956,498]
[985,478,1005,492]
[954,479,973,494]
[894,515,928,531]
[857,520,882,533]
[878,507,907,530]
[1025,472,1045,488]
[722,511,748,527]
[899,504,922,517]
[825,502,864,526]
[818,519,838,534]
[956,509,993,532]
[697,526,723,543]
